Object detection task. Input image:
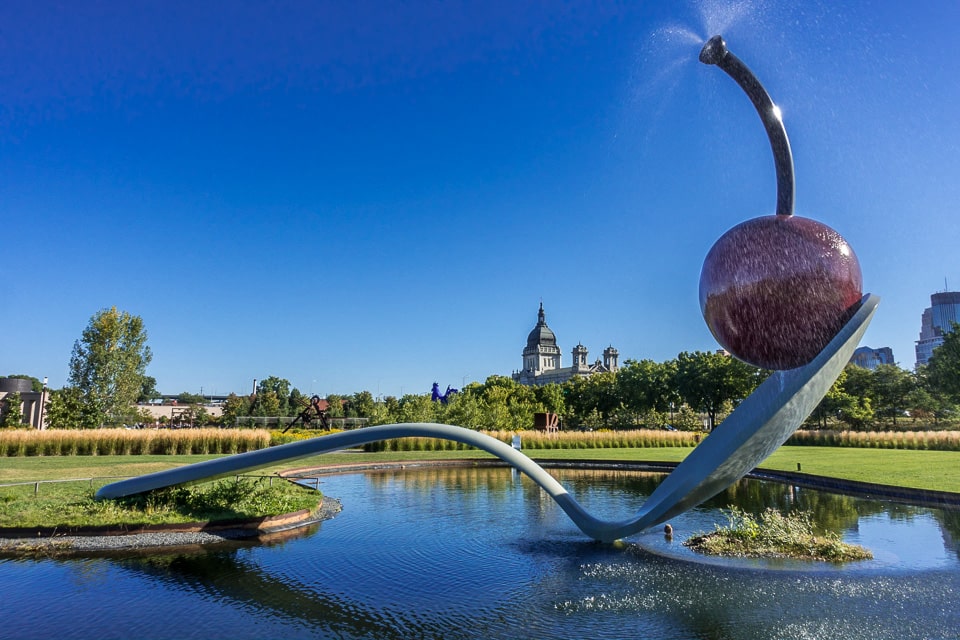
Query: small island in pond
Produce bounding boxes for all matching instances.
[683,507,873,562]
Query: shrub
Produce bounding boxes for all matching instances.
[684,507,873,562]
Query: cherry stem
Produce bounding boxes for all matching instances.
[700,35,795,217]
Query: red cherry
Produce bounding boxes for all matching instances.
[699,215,863,370]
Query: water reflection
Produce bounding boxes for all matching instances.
[2,467,959,640]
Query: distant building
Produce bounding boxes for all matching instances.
[915,291,960,366]
[512,303,619,386]
[0,378,45,429]
[850,346,894,370]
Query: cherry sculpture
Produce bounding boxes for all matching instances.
[698,36,863,370]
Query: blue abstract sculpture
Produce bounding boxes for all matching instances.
[431,382,458,404]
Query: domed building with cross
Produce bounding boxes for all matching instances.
[512,303,619,386]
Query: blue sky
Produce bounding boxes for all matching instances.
[3,1,958,398]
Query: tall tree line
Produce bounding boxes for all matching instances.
[16,307,960,431]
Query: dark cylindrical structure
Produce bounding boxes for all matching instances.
[0,378,34,393]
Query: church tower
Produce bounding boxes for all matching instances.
[603,346,619,372]
[521,303,561,376]
[572,343,589,373]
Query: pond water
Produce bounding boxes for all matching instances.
[2,467,959,640]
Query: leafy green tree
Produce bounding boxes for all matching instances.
[616,359,680,417]
[194,407,211,426]
[288,388,308,416]
[368,395,401,425]
[443,389,485,429]
[1,392,24,427]
[671,404,705,431]
[837,395,874,430]
[68,307,153,426]
[398,394,434,423]
[138,376,160,403]
[177,391,205,405]
[478,384,513,429]
[926,323,960,405]
[913,365,957,424]
[673,351,763,430]
[220,393,253,427]
[348,391,376,418]
[325,394,345,418]
[871,364,916,427]
[256,376,291,416]
[807,369,856,429]
[45,386,97,429]
[251,391,281,417]
[471,375,545,430]
[534,383,566,417]
[840,364,874,405]
[834,364,878,429]
[564,372,620,428]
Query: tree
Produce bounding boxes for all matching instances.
[832,364,879,430]
[138,376,160,403]
[220,393,252,427]
[564,372,619,428]
[177,391,205,405]
[348,391,376,418]
[926,323,960,405]
[807,369,852,429]
[840,364,874,406]
[534,383,566,417]
[251,391,281,417]
[68,307,153,426]
[442,389,485,429]
[1,392,24,427]
[914,365,957,424]
[807,368,874,430]
[288,388,308,416]
[325,394,345,418]
[871,364,916,427]
[45,386,96,429]
[398,393,435,423]
[673,351,764,430]
[616,359,680,416]
[256,376,291,416]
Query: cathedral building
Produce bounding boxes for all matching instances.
[512,303,619,386]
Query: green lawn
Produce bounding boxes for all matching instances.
[4,446,959,494]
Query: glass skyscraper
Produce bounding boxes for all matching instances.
[915,291,960,366]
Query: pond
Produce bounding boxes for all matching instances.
[2,467,959,639]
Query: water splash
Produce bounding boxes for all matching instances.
[617,0,765,149]
[650,23,706,48]
[696,0,763,39]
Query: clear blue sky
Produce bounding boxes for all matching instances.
[3,1,958,398]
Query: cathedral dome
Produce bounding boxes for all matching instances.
[525,303,558,350]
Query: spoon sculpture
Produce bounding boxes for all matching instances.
[97,37,878,543]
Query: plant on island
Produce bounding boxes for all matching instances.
[683,506,872,562]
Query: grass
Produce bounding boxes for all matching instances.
[790,429,960,450]
[684,507,873,562]
[0,428,270,456]
[0,477,321,529]
[3,446,959,492]
[2,445,958,531]
[345,446,960,493]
